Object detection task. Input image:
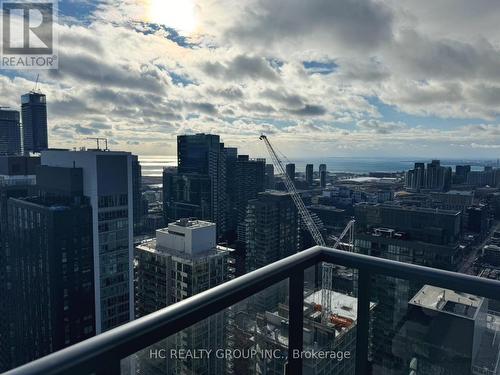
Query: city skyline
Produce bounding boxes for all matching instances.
[2,0,500,158]
[2,2,500,375]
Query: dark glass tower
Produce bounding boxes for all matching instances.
[306,163,313,186]
[21,92,48,154]
[0,109,21,155]
[234,155,265,274]
[5,166,95,370]
[265,164,275,189]
[172,134,227,240]
[286,163,295,183]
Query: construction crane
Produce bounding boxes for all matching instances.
[259,134,355,319]
[260,135,326,246]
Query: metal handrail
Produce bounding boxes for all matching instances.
[4,246,500,375]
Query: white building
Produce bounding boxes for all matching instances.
[41,149,135,333]
[135,219,234,375]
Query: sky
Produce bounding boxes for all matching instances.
[1,0,500,158]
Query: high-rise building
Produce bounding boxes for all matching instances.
[455,165,471,184]
[173,134,227,240]
[132,155,143,235]
[405,162,425,190]
[41,149,135,333]
[251,291,373,375]
[0,156,39,372]
[305,163,313,186]
[163,171,211,222]
[320,170,327,188]
[0,108,22,155]
[264,163,275,189]
[406,160,451,192]
[231,155,266,275]
[245,191,299,310]
[224,147,238,242]
[467,205,489,235]
[135,219,233,375]
[21,92,48,154]
[392,285,499,375]
[319,164,327,174]
[285,163,295,183]
[354,203,463,374]
[5,165,95,369]
[467,168,496,187]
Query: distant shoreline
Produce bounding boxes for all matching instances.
[139,156,493,178]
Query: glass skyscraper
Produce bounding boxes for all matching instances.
[41,149,136,333]
[21,92,48,154]
[0,109,21,155]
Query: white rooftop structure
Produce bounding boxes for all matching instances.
[156,219,216,255]
[409,285,483,320]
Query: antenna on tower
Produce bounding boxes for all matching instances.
[32,74,40,93]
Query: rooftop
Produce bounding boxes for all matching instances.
[409,285,483,319]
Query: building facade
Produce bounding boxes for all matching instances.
[5,165,95,369]
[354,203,464,374]
[245,191,299,311]
[41,150,135,333]
[0,108,22,155]
[21,92,48,154]
[306,163,313,186]
[135,219,233,375]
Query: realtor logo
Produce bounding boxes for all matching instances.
[1,0,58,69]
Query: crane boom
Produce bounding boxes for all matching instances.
[259,135,325,247]
[260,134,356,321]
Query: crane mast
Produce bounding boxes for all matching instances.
[259,135,326,247]
[259,134,355,320]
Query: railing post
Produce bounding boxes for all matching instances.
[355,268,371,375]
[287,268,304,375]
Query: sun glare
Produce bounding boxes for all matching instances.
[148,0,197,34]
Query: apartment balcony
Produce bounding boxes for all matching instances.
[4,246,500,375]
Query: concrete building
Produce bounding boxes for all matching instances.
[41,149,135,333]
[135,219,234,375]
[405,160,452,192]
[430,190,474,212]
[248,290,374,375]
[393,285,499,375]
[354,203,464,374]
[468,168,496,187]
[245,191,299,311]
[0,108,22,155]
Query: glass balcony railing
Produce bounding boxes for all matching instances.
[4,246,500,375]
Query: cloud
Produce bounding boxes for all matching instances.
[3,0,500,158]
[223,0,394,55]
[286,104,327,117]
[201,55,280,81]
[357,119,407,134]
